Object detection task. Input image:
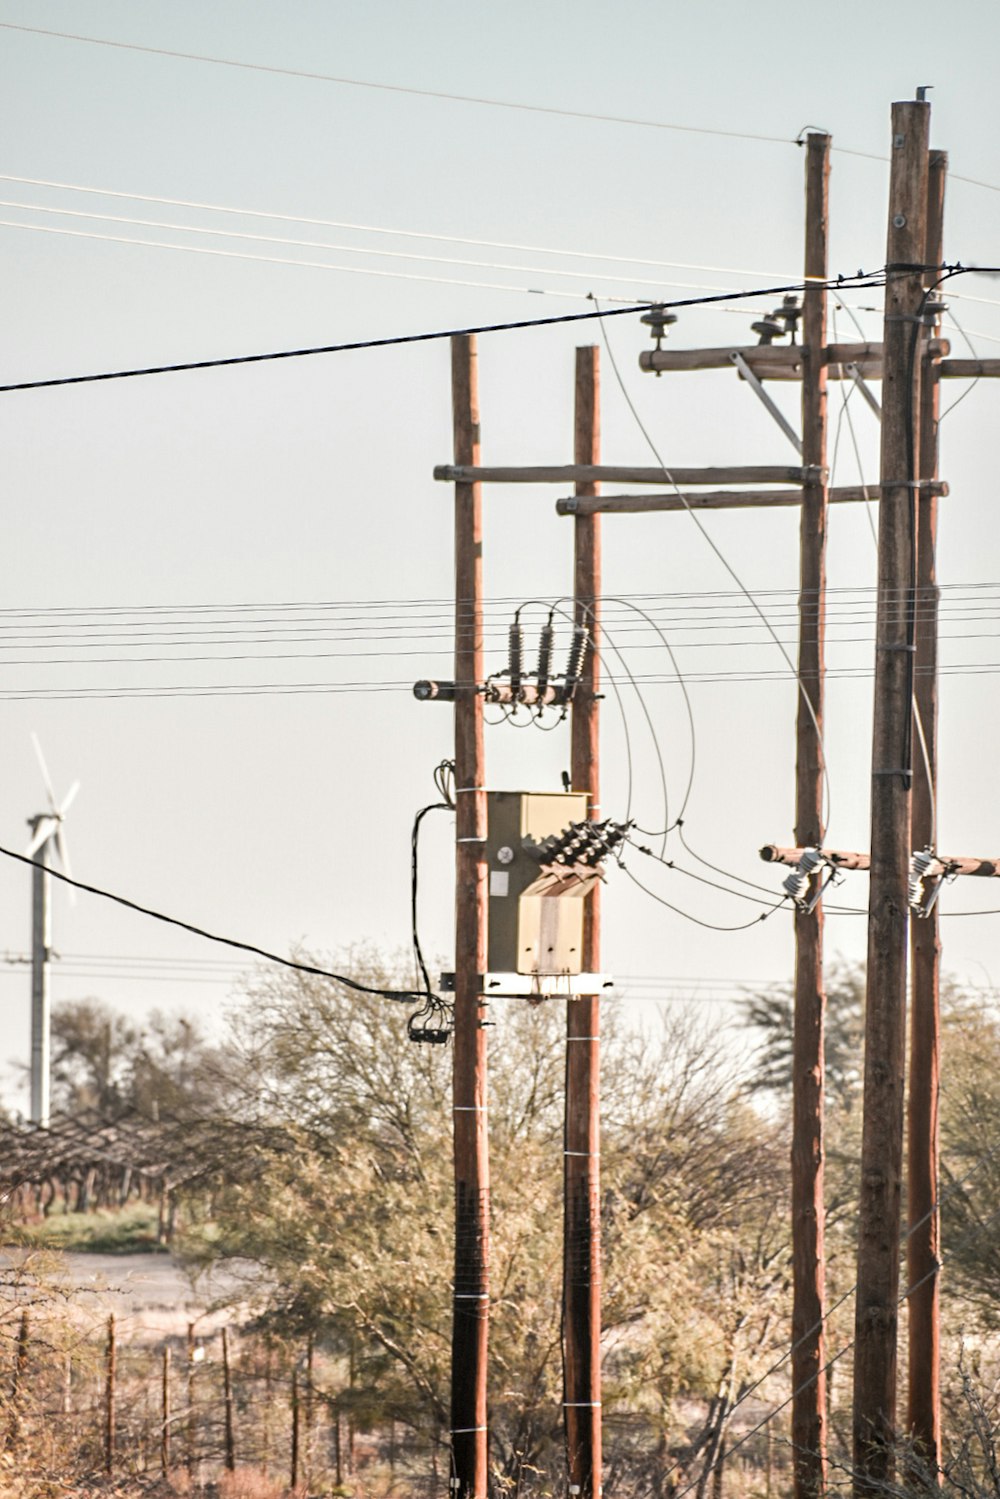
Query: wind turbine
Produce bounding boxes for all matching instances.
[25,733,78,1128]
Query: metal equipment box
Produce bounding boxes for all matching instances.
[486,790,589,976]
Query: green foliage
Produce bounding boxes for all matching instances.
[737,960,865,1109]
[180,958,794,1489]
[49,997,230,1121]
[16,1202,164,1254]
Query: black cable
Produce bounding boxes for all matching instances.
[0,273,887,395]
[0,841,427,1005]
[619,860,787,931]
[627,838,781,908]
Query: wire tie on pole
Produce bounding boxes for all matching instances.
[451,1427,488,1433]
[453,1294,489,1300]
[456,837,487,844]
[562,1402,603,1408]
[455,786,486,793]
[452,1106,486,1111]
[564,1150,599,1157]
[875,643,917,652]
[566,1036,600,1041]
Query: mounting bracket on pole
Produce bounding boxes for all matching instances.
[730,351,803,455]
[845,362,883,418]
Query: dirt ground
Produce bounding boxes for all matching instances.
[6,1249,255,1343]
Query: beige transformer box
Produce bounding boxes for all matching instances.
[485,790,589,977]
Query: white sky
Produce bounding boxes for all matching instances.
[2,0,1000,1114]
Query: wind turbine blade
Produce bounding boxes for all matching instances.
[30,732,58,812]
[54,827,76,904]
[25,817,57,858]
[59,780,80,818]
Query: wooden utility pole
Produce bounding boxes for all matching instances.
[791,131,830,1499]
[105,1313,116,1475]
[450,333,490,1499]
[565,345,602,1498]
[291,1365,300,1491]
[4,1309,29,1454]
[161,1346,171,1476]
[853,98,930,1492]
[907,144,947,1474]
[222,1327,236,1471]
[186,1322,196,1477]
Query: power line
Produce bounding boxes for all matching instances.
[0,216,607,302]
[0,841,425,1004]
[6,659,1000,701]
[0,22,799,148]
[1,198,764,296]
[594,295,836,832]
[6,21,1000,198]
[0,270,885,395]
[0,173,800,282]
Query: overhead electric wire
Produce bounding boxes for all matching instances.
[0,23,808,149]
[594,296,836,833]
[619,861,787,931]
[0,215,612,301]
[0,270,887,394]
[0,197,761,295]
[7,22,1000,199]
[0,841,427,1004]
[627,839,783,909]
[0,175,799,283]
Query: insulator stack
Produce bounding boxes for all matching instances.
[908,847,944,914]
[782,846,824,901]
[508,622,524,699]
[560,626,589,701]
[536,622,554,696]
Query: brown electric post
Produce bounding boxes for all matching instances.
[186,1322,196,1477]
[222,1327,236,1471]
[161,1346,171,1476]
[791,130,831,1499]
[450,332,490,1499]
[565,344,602,1498]
[291,1365,300,1491]
[853,98,930,1493]
[907,144,947,1475]
[105,1313,116,1475]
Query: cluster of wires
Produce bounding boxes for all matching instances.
[408,760,456,1043]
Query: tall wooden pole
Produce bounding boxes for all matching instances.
[222,1327,236,1471]
[290,1365,300,1492]
[161,1346,171,1476]
[906,144,947,1475]
[853,98,930,1493]
[791,131,830,1499]
[565,345,602,1498]
[450,333,490,1499]
[105,1313,116,1475]
[186,1322,196,1477]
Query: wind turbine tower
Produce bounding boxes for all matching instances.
[25,734,78,1128]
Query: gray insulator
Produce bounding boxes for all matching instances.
[536,624,554,695]
[782,846,824,900]
[508,623,523,698]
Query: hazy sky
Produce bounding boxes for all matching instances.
[2,1,1000,1112]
